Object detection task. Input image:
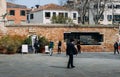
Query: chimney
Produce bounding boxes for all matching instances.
[31,7,34,11]
[35,5,39,8]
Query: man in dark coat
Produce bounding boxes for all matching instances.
[66,39,77,68]
[114,41,119,54]
[34,38,39,53]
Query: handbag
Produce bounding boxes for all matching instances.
[73,47,78,55]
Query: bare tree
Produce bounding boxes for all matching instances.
[65,0,109,25]
[65,0,90,24]
[90,0,108,24]
[78,0,89,24]
[58,0,68,6]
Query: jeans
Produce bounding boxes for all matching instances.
[49,48,53,56]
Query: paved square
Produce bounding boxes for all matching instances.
[0,52,120,77]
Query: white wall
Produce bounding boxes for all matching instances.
[43,10,78,24]
[70,11,78,24]
[0,0,7,34]
[29,10,78,24]
[29,11,43,24]
[99,2,120,25]
[0,0,7,21]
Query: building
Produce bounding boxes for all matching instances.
[66,0,120,25]
[0,0,7,34]
[0,0,7,22]
[27,4,78,24]
[6,2,28,25]
[98,0,120,25]
[5,24,118,52]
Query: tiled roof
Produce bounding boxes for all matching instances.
[31,3,69,12]
[7,2,27,8]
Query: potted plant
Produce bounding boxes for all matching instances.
[0,45,7,54]
[38,36,49,53]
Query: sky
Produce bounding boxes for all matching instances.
[7,0,60,8]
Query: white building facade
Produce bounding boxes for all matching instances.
[27,4,78,24]
[0,0,7,22]
[99,0,120,25]
[0,0,7,34]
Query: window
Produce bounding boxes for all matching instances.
[45,12,51,18]
[100,15,104,21]
[30,14,34,19]
[94,15,104,21]
[64,32,103,45]
[85,16,89,22]
[20,10,25,16]
[116,5,120,9]
[9,10,15,16]
[94,4,98,9]
[73,13,77,20]
[99,4,105,8]
[8,20,14,25]
[21,20,26,24]
[59,13,64,17]
[65,13,68,18]
[53,12,56,16]
[113,15,120,21]
[27,15,30,23]
[107,15,112,21]
[27,15,29,20]
[108,4,112,9]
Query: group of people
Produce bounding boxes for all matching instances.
[33,39,55,56]
[33,38,120,69]
[33,38,81,69]
[48,39,81,69]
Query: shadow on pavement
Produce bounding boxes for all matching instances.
[50,66,67,69]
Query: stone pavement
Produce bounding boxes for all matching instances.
[0,52,120,77]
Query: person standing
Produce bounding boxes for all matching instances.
[114,41,119,54]
[58,41,62,54]
[77,40,81,54]
[49,41,54,56]
[66,39,77,69]
[34,38,39,53]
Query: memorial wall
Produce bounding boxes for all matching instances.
[5,25,119,52]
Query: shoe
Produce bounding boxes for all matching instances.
[67,66,70,68]
[71,66,75,68]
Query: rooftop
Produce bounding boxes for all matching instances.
[7,2,27,8]
[31,3,70,12]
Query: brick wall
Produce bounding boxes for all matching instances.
[6,25,119,52]
[7,8,27,24]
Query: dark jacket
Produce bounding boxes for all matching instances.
[49,41,54,49]
[34,40,39,49]
[58,41,62,47]
[66,42,77,55]
[114,42,118,48]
